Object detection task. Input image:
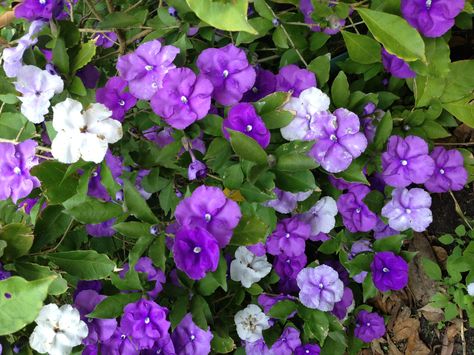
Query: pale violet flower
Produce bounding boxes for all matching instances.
[230,246,272,288]
[467,283,474,296]
[280,87,330,141]
[52,99,123,164]
[14,65,64,123]
[234,304,270,342]
[29,303,88,355]
[301,196,338,236]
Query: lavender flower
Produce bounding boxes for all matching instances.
[0,140,40,203]
[337,185,378,233]
[300,196,338,236]
[196,44,256,105]
[173,227,219,280]
[144,126,175,148]
[245,339,271,355]
[264,188,312,214]
[295,344,321,355]
[188,160,207,180]
[266,217,311,257]
[309,108,368,173]
[96,77,137,122]
[381,135,435,187]
[93,32,118,48]
[275,65,317,97]
[73,280,102,300]
[171,313,213,355]
[242,67,277,102]
[274,253,307,293]
[120,299,170,350]
[296,265,344,311]
[271,327,301,354]
[381,187,432,232]
[88,151,123,201]
[381,48,416,79]
[425,147,468,193]
[354,311,386,342]
[374,218,399,240]
[401,0,465,38]
[117,40,180,100]
[119,257,166,298]
[174,185,241,248]
[222,103,270,148]
[151,68,213,129]
[371,251,409,292]
[15,0,65,21]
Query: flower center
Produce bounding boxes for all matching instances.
[382,267,389,273]
[401,160,408,166]
[35,91,42,97]
[222,69,229,78]
[118,99,125,106]
[403,124,410,131]
[145,65,154,71]
[286,258,291,263]
[366,322,371,327]
[246,125,253,132]
[193,246,201,254]
[329,134,337,142]
[121,334,126,340]
[204,213,212,222]
[252,87,258,93]
[88,318,93,323]
[180,96,188,104]
[285,233,290,239]
[355,208,361,214]
[144,317,150,324]
[190,334,196,341]
[425,0,432,9]
[39,0,46,4]
[13,167,21,175]
[151,82,158,89]
[405,208,412,214]
[305,114,311,120]
[306,351,310,354]
[318,283,324,289]
[439,168,445,175]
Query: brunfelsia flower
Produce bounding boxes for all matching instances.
[188,159,207,180]
[354,310,386,343]
[0,262,11,280]
[271,327,301,355]
[280,87,331,141]
[230,246,272,288]
[349,240,373,283]
[425,147,468,193]
[86,219,117,238]
[29,304,89,355]
[374,218,399,240]
[15,0,65,21]
[14,65,64,123]
[174,185,241,248]
[93,32,118,48]
[331,287,355,320]
[144,126,175,148]
[88,151,123,201]
[295,344,321,355]
[234,304,270,342]
[0,140,40,203]
[401,0,465,38]
[77,64,100,89]
[337,185,378,233]
[173,226,219,280]
[381,135,435,187]
[299,0,346,34]
[381,187,433,232]
[371,251,409,292]
[96,76,137,122]
[151,67,213,129]
[301,196,338,236]
[171,313,213,355]
[266,217,311,257]
[74,290,117,345]
[309,108,368,173]
[264,188,312,214]
[222,103,271,148]
[119,257,166,298]
[120,299,170,350]
[245,339,271,355]
[274,253,307,293]
[51,98,123,164]
[117,40,180,100]
[275,64,317,97]
[196,44,256,106]
[296,265,344,311]
[381,48,416,79]
[242,67,276,102]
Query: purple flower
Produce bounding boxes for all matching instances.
[274,254,307,293]
[74,290,117,345]
[88,151,123,201]
[188,160,207,180]
[120,257,166,298]
[93,32,118,48]
[171,313,213,355]
[174,185,241,248]
[337,185,377,233]
[329,175,362,191]
[371,251,409,292]
[242,67,277,102]
[271,327,301,355]
[173,227,219,280]
[15,0,65,21]
[299,0,345,34]
[266,217,311,257]
[381,135,435,187]
[101,327,139,354]
[76,64,100,89]
[401,0,465,38]
[300,196,338,236]
[309,108,368,173]
[381,48,416,79]
[117,40,180,100]
[354,311,386,342]
[257,294,296,315]
[382,187,432,232]
[0,140,40,203]
[73,280,102,300]
[245,339,271,355]
[196,44,256,106]
[121,299,170,350]
[86,219,117,238]
[144,126,175,148]
[275,64,316,97]
[425,147,468,193]
[223,103,270,148]
[296,265,344,311]
[151,68,213,129]
[96,77,137,122]
[263,188,312,214]
[331,287,354,320]
[0,263,11,280]
[295,344,321,355]
[247,242,266,257]
[374,218,399,239]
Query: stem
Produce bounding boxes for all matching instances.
[435,142,474,146]
[449,190,473,231]
[0,138,18,144]
[103,0,127,54]
[36,154,53,160]
[126,29,154,45]
[84,0,103,21]
[207,174,223,182]
[15,121,28,142]
[257,54,280,63]
[347,16,360,34]
[36,146,52,152]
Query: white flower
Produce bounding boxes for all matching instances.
[234,304,270,342]
[51,98,123,164]
[14,65,64,123]
[230,246,272,288]
[302,196,338,235]
[280,87,330,141]
[468,283,474,296]
[29,304,88,355]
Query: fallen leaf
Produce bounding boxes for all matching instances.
[419,304,445,323]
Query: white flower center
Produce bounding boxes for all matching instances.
[401,160,408,166]
[13,167,21,175]
[204,213,212,222]
[355,208,361,214]
[190,334,196,341]
[425,0,432,9]
[318,283,324,289]
[252,87,258,93]
[305,114,311,120]
[286,258,291,263]
[118,100,125,106]
[246,125,253,132]
[405,208,412,214]
[180,96,188,104]
[222,70,229,78]
[329,134,337,142]
[144,317,150,324]
[151,82,158,89]
[145,65,154,71]
[439,168,445,175]
[193,246,201,254]
[285,233,290,239]
[306,351,310,354]
[121,334,126,340]
[366,322,371,327]
[382,267,389,273]
[39,0,46,4]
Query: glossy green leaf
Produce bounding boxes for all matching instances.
[71,41,96,73]
[331,71,350,108]
[53,37,69,74]
[88,293,142,319]
[308,54,331,86]
[228,129,268,165]
[231,215,268,246]
[341,31,381,64]
[0,113,36,141]
[123,179,158,224]
[0,223,33,260]
[64,197,123,224]
[442,96,474,128]
[47,250,116,280]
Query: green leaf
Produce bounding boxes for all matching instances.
[373,234,407,253]
[253,0,274,20]
[149,236,166,271]
[33,206,73,251]
[31,161,79,204]
[0,223,33,259]
[414,75,445,108]
[228,129,268,165]
[373,111,393,150]
[299,306,329,343]
[186,0,257,34]
[69,76,87,96]
[197,254,228,296]
[199,114,224,137]
[223,164,244,190]
[362,273,377,301]
[88,293,142,319]
[442,96,474,128]
[261,110,294,129]
[235,17,273,45]
[438,234,454,245]
[268,300,297,320]
[310,32,330,51]
[52,37,69,74]
[357,8,425,62]
[331,71,350,108]
[123,179,158,224]
[190,295,212,329]
[71,41,96,73]
[441,60,474,103]
[0,276,55,336]
[363,190,385,214]
[422,258,442,281]
[335,158,369,184]
[211,333,236,354]
[231,215,268,246]
[47,250,116,280]
[0,113,36,141]
[276,153,318,172]
[254,91,292,114]
[341,31,381,64]
[113,221,152,239]
[129,235,154,268]
[159,181,180,216]
[308,54,331,86]
[99,13,143,28]
[272,26,289,48]
[275,170,316,192]
[14,262,68,296]
[64,197,123,224]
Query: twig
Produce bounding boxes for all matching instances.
[36,146,52,152]
[347,16,360,34]
[36,154,53,160]
[103,0,127,54]
[84,0,103,21]
[435,141,474,146]
[31,219,75,255]
[126,29,154,45]
[459,308,467,355]
[449,190,473,231]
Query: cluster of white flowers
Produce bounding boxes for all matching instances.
[230,246,272,288]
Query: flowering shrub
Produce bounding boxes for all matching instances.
[0,0,473,354]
